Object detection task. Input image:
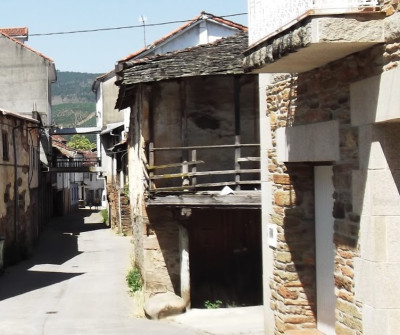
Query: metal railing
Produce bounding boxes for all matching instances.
[52,157,101,168]
[248,0,380,44]
[147,143,261,193]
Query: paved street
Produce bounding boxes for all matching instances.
[0,209,202,335]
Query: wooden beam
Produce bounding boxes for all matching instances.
[151,143,259,151]
[150,169,261,180]
[146,191,261,208]
[147,160,204,171]
[237,157,261,162]
[149,180,260,192]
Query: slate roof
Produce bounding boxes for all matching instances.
[93,12,247,89]
[115,31,249,109]
[124,31,248,78]
[120,12,247,62]
[118,32,249,108]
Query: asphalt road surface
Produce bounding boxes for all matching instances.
[0,209,203,335]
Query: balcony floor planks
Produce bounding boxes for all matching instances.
[146,190,261,208]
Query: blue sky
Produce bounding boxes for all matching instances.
[0,0,247,74]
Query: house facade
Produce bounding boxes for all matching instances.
[116,32,262,313]
[244,1,400,334]
[0,29,56,126]
[0,28,57,266]
[93,12,248,236]
[0,109,41,266]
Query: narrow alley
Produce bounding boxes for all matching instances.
[0,209,202,335]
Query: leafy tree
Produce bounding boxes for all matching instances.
[67,134,95,150]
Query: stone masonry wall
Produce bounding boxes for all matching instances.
[106,183,132,235]
[266,27,400,334]
[142,207,181,298]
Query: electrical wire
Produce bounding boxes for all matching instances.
[30,13,247,37]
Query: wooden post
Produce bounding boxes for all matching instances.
[179,208,191,309]
[149,142,154,190]
[235,137,241,190]
[182,160,189,187]
[191,149,197,188]
[234,76,241,190]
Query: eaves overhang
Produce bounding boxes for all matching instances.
[243,12,386,74]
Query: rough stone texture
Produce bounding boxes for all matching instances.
[143,207,181,297]
[144,291,186,319]
[244,21,313,72]
[0,113,40,266]
[106,184,132,235]
[263,26,400,334]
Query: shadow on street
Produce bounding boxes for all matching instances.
[0,208,107,301]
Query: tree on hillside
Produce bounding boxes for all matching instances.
[67,134,96,150]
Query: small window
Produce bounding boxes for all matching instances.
[2,131,9,161]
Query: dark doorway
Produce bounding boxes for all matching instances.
[189,208,262,308]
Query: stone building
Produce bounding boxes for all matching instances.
[244,0,400,334]
[0,28,56,126]
[93,12,248,241]
[115,32,262,313]
[0,109,41,266]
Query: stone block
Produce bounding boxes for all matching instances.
[359,215,387,262]
[355,258,400,309]
[351,67,400,126]
[274,190,296,206]
[276,121,339,163]
[274,174,291,185]
[358,125,388,171]
[362,304,388,335]
[384,12,400,42]
[351,169,369,216]
[144,291,186,319]
[386,216,400,263]
[369,170,400,216]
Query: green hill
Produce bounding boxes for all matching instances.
[51,71,102,143]
[52,71,101,104]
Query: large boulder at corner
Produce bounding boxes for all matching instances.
[144,292,186,320]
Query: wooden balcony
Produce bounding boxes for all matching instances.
[145,143,261,208]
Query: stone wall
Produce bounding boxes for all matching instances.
[0,116,40,266]
[142,207,181,297]
[265,28,400,334]
[106,183,132,235]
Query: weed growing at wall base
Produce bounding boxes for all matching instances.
[100,209,109,226]
[204,300,223,309]
[126,267,142,294]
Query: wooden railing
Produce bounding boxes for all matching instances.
[147,143,260,193]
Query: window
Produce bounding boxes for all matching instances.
[2,131,9,161]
